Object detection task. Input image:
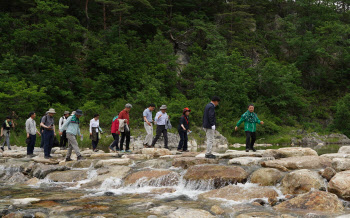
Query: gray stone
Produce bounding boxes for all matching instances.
[332,158,350,171]
[228,157,274,166]
[31,164,68,179]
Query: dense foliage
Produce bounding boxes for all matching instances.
[1,0,350,137]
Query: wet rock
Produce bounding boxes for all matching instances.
[172,157,219,169]
[82,204,110,211]
[261,156,332,171]
[332,158,350,171]
[250,168,284,186]
[2,150,26,158]
[11,198,41,205]
[181,152,200,157]
[25,177,40,186]
[95,158,132,168]
[338,146,350,154]
[49,206,83,215]
[263,147,318,159]
[3,213,24,218]
[228,157,274,166]
[142,148,172,157]
[281,169,326,195]
[31,164,68,179]
[320,153,350,160]
[8,172,28,183]
[150,187,177,194]
[46,170,88,182]
[90,153,119,158]
[210,205,224,215]
[321,167,336,181]
[168,208,215,218]
[219,150,264,159]
[124,170,179,186]
[199,185,278,203]
[159,155,182,159]
[148,205,177,216]
[183,165,249,188]
[328,170,350,200]
[138,159,172,169]
[274,191,344,213]
[32,156,60,165]
[236,212,277,218]
[34,212,47,218]
[33,200,60,208]
[122,154,152,160]
[81,166,131,188]
[129,202,154,210]
[63,159,96,168]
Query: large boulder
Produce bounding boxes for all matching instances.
[138,159,172,169]
[95,158,132,168]
[142,148,172,157]
[321,153,350,160]
[332,158,350,172]
[250,168,284,186]
[281,169,326,195]
[2,150,27,158]
[63,159,97,168]
[172,157,218,169]
[183,165,249,188]
[339,146,350,154]
[321,167,337,181]
[124,170,179,186]
[32,156,60,165]
[46,170,88,182]
[263,147,318,159]
[7,172,28,184]
[220,150,264,159]
[199,185,279,203]
[261,156,332,171]
[228,157,274,166]
[328,170,350,200]
[168,208,215,218]
[274,191,344,213]
[31,163,68,179]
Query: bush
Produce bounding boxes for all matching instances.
[333,93,350,137]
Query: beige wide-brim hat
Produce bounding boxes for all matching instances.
[160,105,167,110]
[48,108,56,114]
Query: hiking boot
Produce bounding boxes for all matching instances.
[125,150,132,153]
[182,150,189,152]
[44,156,51,159]
[205,153,216,159]
[120,150,125,153]
[66,157,73,162]
[251,148,256,152]
[245,149,249,152]
[77,155,85,161]
[164,146,170,150]
[93,149,99,152]
[1,147,4,152]
[109,146,116,153]
[8,147,11,150]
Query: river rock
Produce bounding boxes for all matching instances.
[172,157,219,169]
[220,150,264,159]
[25,177,40,186]
[236,212,278,218]
[263,147,318,159]
[122,154,152,160]
[274,191,344,212]
[148,205,178,216]
[321,167,336,181]
[2,150,27,158]
[332,158,350,172]
[184,165,249,188]
[90,153,119,158]
[8,172,28,183]
[250,168,284,186]
[32,156,60,165]
[181,152,200,157]
[168,208,215,218]
[95,158,132,168]
[63,159,96,168]
[81,166,131,188]
[199,185,278,203]
[228,157,274,166]
[339,146,350,154]
[124,170,179,186]
[34,212,47,218]
[142,148,172,157]
[31,164,68,179]
[49,206,84,215]
[210,205,225,215]
[328,170,350,200]
[261,156,332,171]
[320,153,350,160]
[138,159,172,169]
[281,169,326,194]
[46,170,88,182]
[11,198,41,205]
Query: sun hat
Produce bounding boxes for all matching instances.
[183,107,191,114]
[160,105,167,110]
[125,103,133,108]
[64,111,70,115]
[48,108,56,114]
[75,109,83,116]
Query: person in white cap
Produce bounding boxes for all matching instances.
[59,111,70,150]
[151,105,170,149]
[40,108,56,159]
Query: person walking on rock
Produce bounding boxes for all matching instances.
[25,112,41,157]
[60,109,85,161]
[178,108,191,152]
[119,103,132,152]
[143,104,155,148]
[235,104,264,152]
[59,111,70,150]
[151,105,170,150]
[40,108,56,159]
[90,114,102,152]
[109,115,120,152]
[39,112,48,151]
[1,116,15,151]
[203,96,220,159]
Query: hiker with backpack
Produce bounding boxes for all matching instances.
[177,107,191,152]
[59,111,70,150]
[1,116,15,151]
[90,114,103,152]
[109,115,120,152]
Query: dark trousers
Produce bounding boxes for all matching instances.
[92,137,99,150]
[60,130,67,148]
[44,130,54,157]
[177,130,188,151]
[110,133,120,150]
[40,130,45,148]
[245,131,256,150]
[120,131,130,151]
[151,125,168,148]
[27,134,36,155]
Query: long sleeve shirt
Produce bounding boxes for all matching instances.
[89,119,99,133]
[203,102,216,128]
[119,110,130,125]
[60,116,81,136]
[155,111,168,125]
[236,111,261,132]
[25,118,37,135]
[59,116,67,130]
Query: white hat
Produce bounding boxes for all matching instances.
[160,105,167,110]
[48,108,56,114]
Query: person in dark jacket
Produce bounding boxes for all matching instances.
[177,108,191,152]
[202,96,220,159]
[109,115,120,153]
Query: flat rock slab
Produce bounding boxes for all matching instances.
[228,157,274,166]
[2,150,27,158]
[63,159,97,168]
[219,150,264,159]
[263,147,318,159]
[168,208,215,218]
[32,156,60,165]
[81,166,131,188]
[142,148,172,157]
[46,170,88,182]
[321,153,350,160]
[31,163,68,179]
[199,185,278,203]
[122,154,152,160]
[11,198,41,205]
[172,157,219,169]
[90,153,119,158]
[159,155,182,159]
[328,170,350,200]
[261,156,332,171]
[95,158,132,168]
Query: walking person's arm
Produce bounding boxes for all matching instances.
[208,106,216,129]
[25,120,30,138]
[59,117,63,134]
[255,115,264,125]
[53,125,56,136]
[0,127,3,137]
[89,119,93,136]
[60,116,71,133]
[235,115,245,131]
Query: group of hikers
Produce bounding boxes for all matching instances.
[0,96,264,160]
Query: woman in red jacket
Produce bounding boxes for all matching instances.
[109,116,120,152]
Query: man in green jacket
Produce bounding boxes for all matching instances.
[235,104,264,152]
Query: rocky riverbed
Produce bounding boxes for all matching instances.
[1,146,350,217]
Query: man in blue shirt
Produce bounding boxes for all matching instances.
[151,105,170,149]
[143,104,155,148]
